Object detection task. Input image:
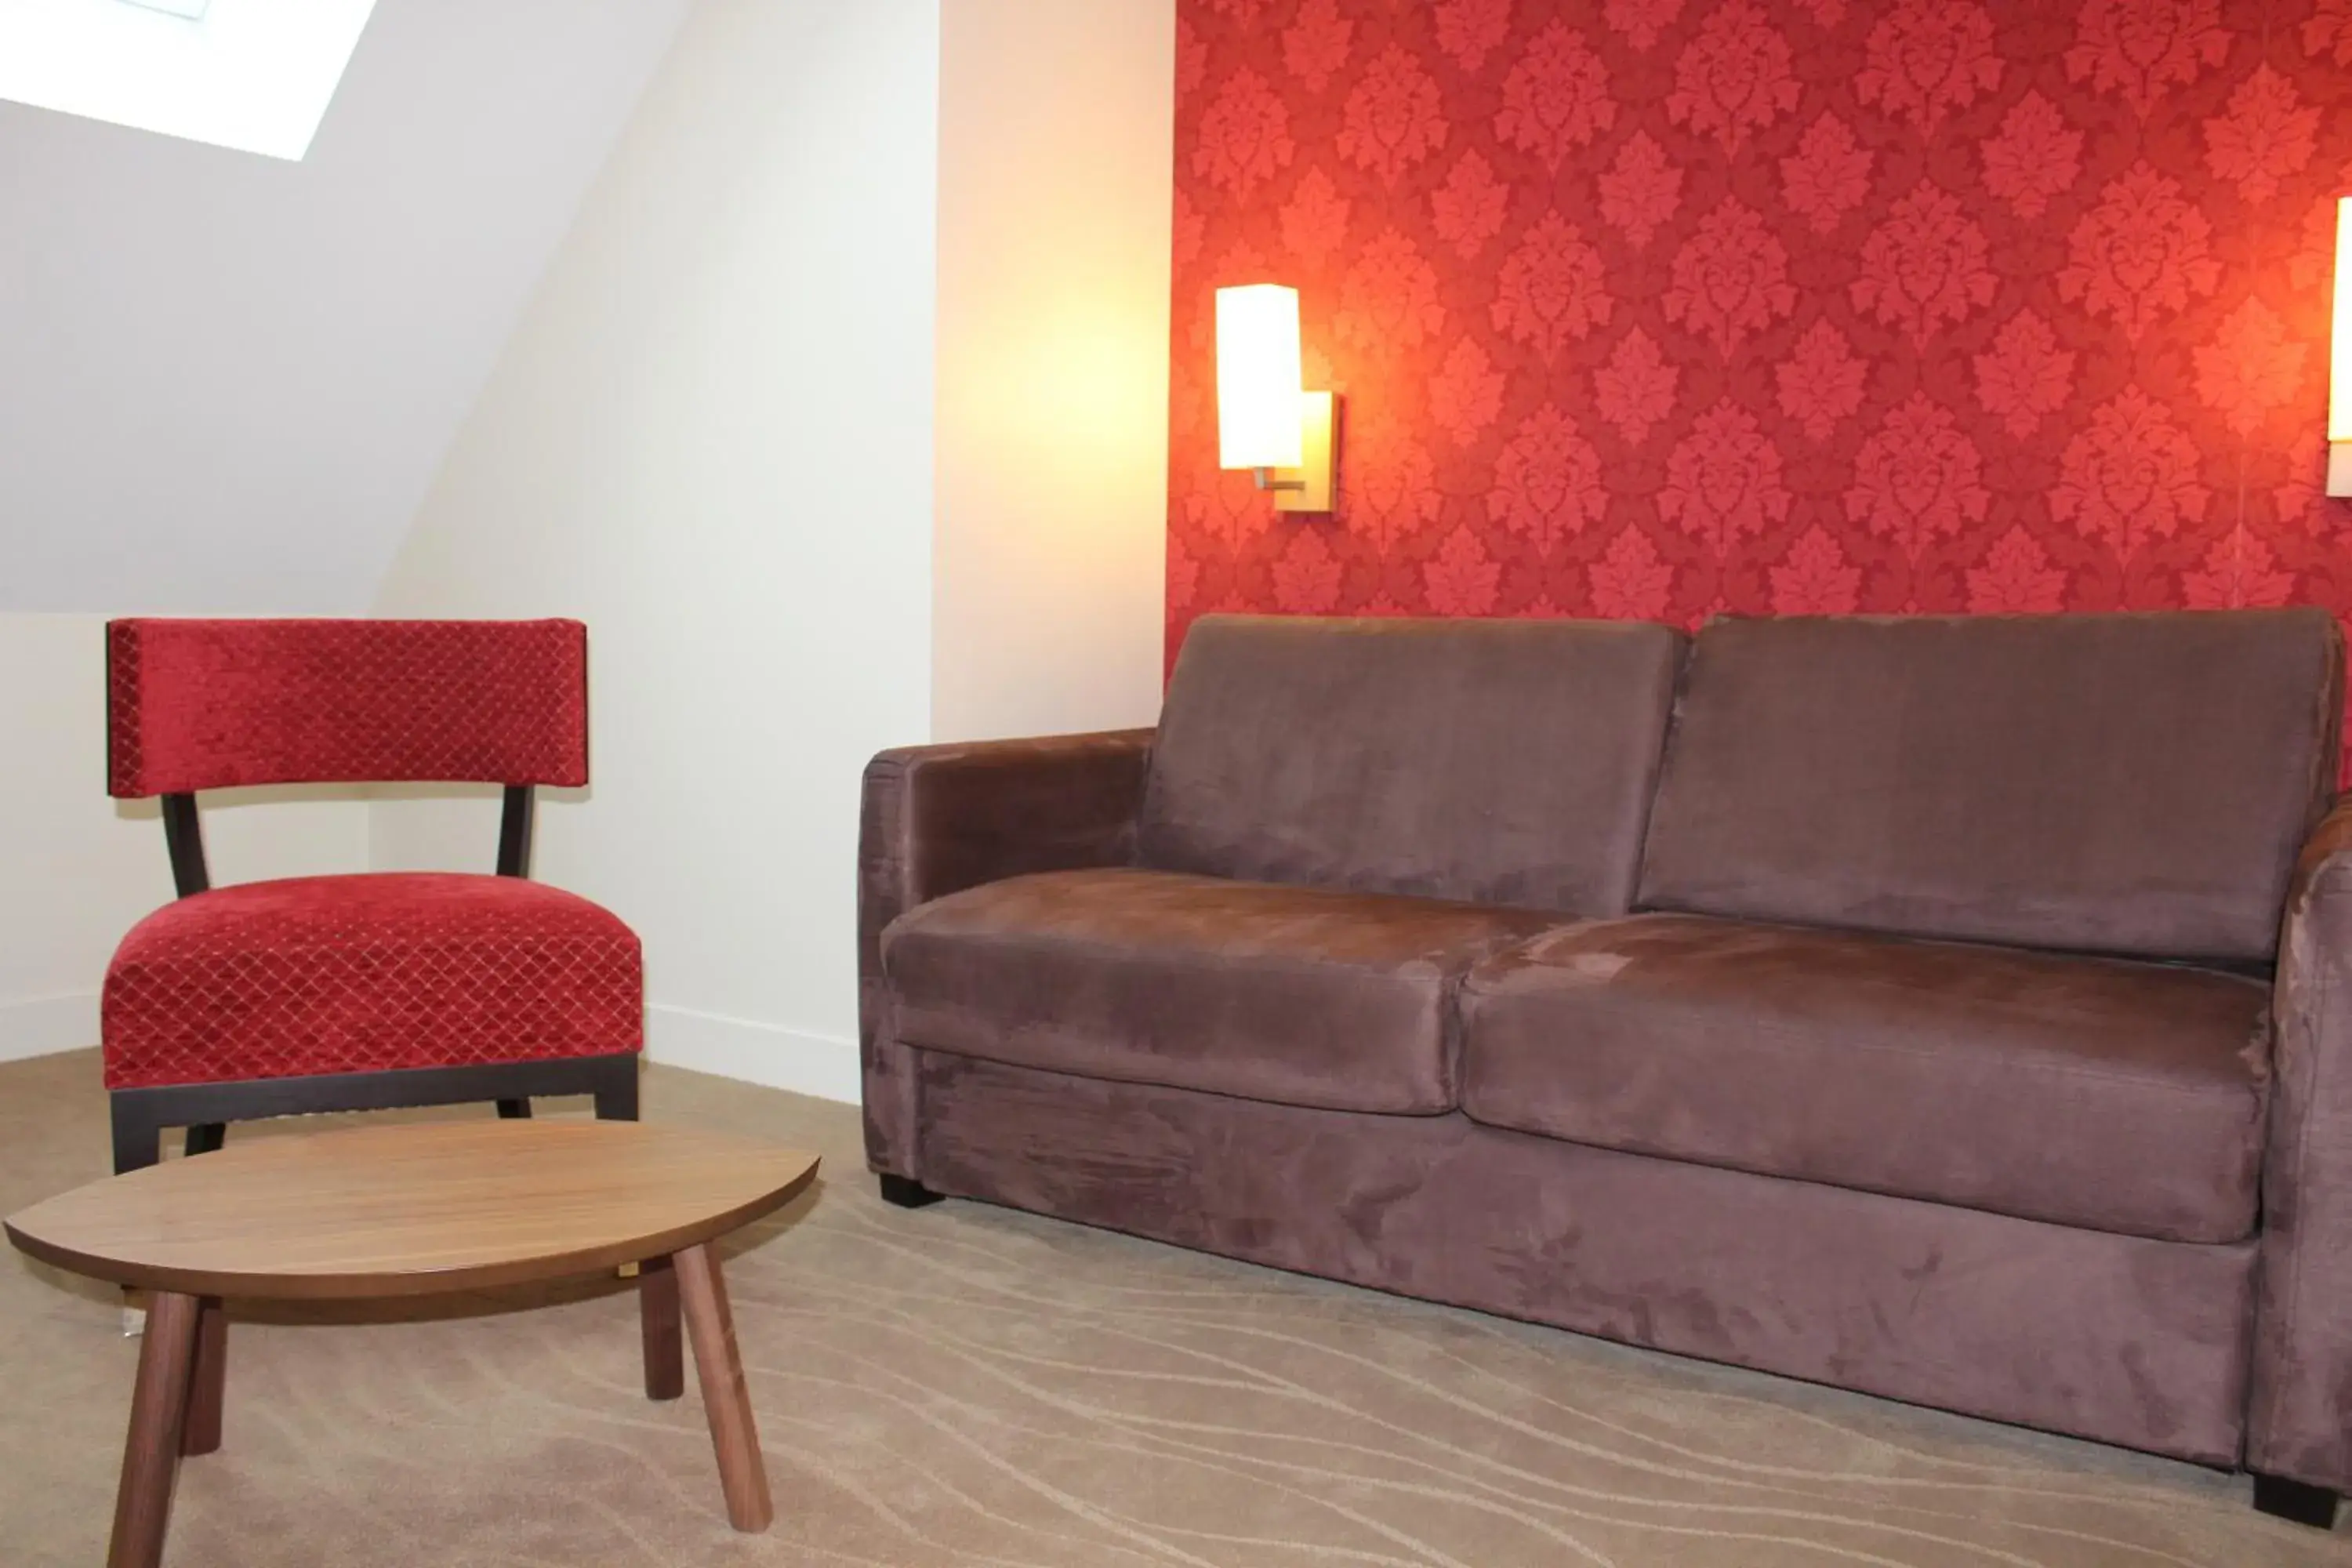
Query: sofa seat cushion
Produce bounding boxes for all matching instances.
[884,868,1558,1114]
[1459,914,2270,1243]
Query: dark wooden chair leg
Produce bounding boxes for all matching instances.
[592,1056,640,1123]
[108,1290,199,1568]
[111,1100,165,1337]
[675,1243,772,1532]
[495,1099,532,1120]
[641,1256,684,1400]
[2253,1472,2340,1529]
[180,1299,226,1457]
[111,1096,162,1177]
[183,1123,225,1157]
[878,1174,942,1209]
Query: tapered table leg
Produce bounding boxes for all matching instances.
[641,1255,683,1401]
[109,1290,199,1568]
[180,1298,226,1456]
[673,1244,771,1531]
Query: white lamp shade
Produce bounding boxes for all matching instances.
[2332,197,2352,443]
[1217,285,1305,470]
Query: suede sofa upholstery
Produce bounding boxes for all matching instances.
[860,608,2352,1522]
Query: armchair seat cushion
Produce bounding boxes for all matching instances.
[882,868,1557,1113]
[1459,914,2270,1243]
[103,873,643,1091]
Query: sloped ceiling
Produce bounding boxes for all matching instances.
[0,0,691,612]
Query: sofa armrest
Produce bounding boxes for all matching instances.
[856,728,1154,1175]
[2252,793,2352,1491]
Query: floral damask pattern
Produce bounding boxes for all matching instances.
[1495,20,1615,171]
[1596,327,1680,446]
[1432,0,1511,73]
[1661,400,1791,555]
[1850,181,1995,347]
[1279,166,1352,268]
[1855,0,2002,136]
[2059,164,2221,340]
[1282,0,1354,95]
[1780,114,1873,235]
[1772,525,1863,614]
[1430,336,1504,448]
[1489,405,1606,553]
[1170,0,2352,752]
[1665,198,1795,356]
[2064,0,2230,118]
[1980,93,2082,220]
[1845,394,1991,558]
[2308,0,2352,64]
[1777,318,1867,441]
[1338,43,1447,183]
[1974,310,2077,440]
[1968,528,2070,613]
[1272,526,1345,612]
[1429,151,1508,258]
[1192,68,1294,198]
[1493,212,1613,358]
[1667,0,1801,151]
[1609,0,1688,54]
[2204,66,2319,206]
[1592,525,1677,617]
[2053,387,2211,558]
[1336,227,1444,350]
[1599,131,1683,249]
[2196,297,2310,437]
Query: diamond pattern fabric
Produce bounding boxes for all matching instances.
[108,619,590,797]
[102,873,643,1091]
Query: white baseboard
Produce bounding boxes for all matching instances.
[0,991,97,1063]
[645,1002,860,1105]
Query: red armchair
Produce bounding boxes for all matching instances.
[101,619,644,1176]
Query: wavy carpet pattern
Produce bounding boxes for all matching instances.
[2,1048,2341,1566]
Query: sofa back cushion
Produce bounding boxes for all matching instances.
[1637,610,2344,962]
[1138,615,1683,914]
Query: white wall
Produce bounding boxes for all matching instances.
[372,0,1177,1102]
[0,615,369,1062]
[368,0,945,1102]
[931,0,1173,742]
[3,0,1181,1086]
[0,0,689,614]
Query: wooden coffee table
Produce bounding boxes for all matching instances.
[4,1119,819,1568]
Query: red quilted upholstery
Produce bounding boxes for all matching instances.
[102,873,643,1091]
[108,619,589,797]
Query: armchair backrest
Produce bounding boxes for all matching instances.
[107,619,589,797]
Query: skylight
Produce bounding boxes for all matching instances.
[0,0,377,161]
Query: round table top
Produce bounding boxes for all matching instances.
[3,1120,820,1301]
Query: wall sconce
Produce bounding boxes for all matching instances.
[2332,197,2352,497]
[1217,284,1337,513]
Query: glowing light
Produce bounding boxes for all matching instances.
[1216,285,1305,472]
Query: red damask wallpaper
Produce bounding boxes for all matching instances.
[1165,0,2352,689]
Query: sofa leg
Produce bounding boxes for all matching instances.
[878,1174,942,1210]
[2253,1473,2340,1529]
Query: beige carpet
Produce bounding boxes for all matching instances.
[2,1050,2343,1566]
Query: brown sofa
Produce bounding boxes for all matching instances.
[859,610,2352,1527]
